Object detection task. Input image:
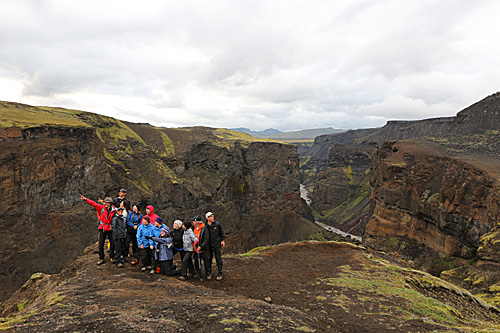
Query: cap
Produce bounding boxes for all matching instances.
[120,189,127,193]
[104,197,113,203]
[116,206,124,211]
[193,215,202,222]
[205,212,213,219]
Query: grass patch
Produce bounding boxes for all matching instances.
[0,102,88,129]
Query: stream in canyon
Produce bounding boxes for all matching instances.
[300,184,362,242]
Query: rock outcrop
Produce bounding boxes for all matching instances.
[0,101,322,301]
[365,140,500,273]
[364,92,500,306]
[300,117,454,233]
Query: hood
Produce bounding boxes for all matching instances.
[146,205,155,215]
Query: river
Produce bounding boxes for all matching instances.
[300,184,362,242]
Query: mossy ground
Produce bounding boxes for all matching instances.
[3,241,500,332]
[0,102,88,129]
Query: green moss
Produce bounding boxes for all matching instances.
[160,132,175,155]
[240,246,272,257]
[213,128,280,149]
[0,102,89,129]
[221,318,244,324]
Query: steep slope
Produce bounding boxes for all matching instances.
[364,92,500,306]
[301,118,453,232]
[2,241,500,332]
[0,101,323,301]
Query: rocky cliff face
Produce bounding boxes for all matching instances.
[301,118,453,234]
[0,101,322,301]
[0,123,109,302]
[365,140,500,273]
[364,93,500,303]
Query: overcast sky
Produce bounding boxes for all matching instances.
[1,0,499,131]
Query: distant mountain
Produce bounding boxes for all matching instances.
[230,127,282,137]
[231,127,345,140]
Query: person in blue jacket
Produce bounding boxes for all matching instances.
[125,204,142,264]
[136,215,154,271]
[146,227,180,276]
[150,217,168,274]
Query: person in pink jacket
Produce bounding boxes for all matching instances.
[81,195,117,265]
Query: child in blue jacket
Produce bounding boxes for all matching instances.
[136,215,154,271]
[147,227,180,276]
[151,217,168,274]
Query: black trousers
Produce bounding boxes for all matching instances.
[98,229,115,260]
[193,251,210,277]
[114,237,125,264]
[159,260,180,276]
[139,247,153,267]
[207,246,223,275]
[180,251,195,277]
[125,229,138,257]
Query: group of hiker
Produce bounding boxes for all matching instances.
[80,188,225,281]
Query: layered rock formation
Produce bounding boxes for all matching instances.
[364,92,500,306]
[300,117,454,232]
[0,101,322,301]
[365,140,500,272]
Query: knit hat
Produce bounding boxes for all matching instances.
[183,221,193,229]
[205,212,213,219]
[155,217,163,224]
[161,226,170,236]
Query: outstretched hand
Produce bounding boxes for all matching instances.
[80,195,86,200]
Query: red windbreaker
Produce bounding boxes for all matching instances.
[85,199,116,231]
[145,205,159,225]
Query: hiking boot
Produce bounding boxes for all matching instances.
[117,263,124,268]
[206,274,212,280]
[216,274,223,281]
[178,276,187,281]
[110,258,115,263]
[146,266,152,270]
[131,259,139,265]
[97,259,104,265]
[150,269,155,275]
[141,267,146,271]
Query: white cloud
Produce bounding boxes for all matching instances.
[0,0,499,131]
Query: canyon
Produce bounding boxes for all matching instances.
[4,93,500,330]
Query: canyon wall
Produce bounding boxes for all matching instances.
[0,102,321,301]
[300,117,454,233]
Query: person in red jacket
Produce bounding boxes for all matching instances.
[145,205,159,225]
[81,195,117,265]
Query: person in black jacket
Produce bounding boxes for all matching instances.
[205,212,225,280]
[111,206,127,268]
[112,188,130,210]
[171,220,185,262]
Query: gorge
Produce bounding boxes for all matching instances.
[3,93,500,331]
